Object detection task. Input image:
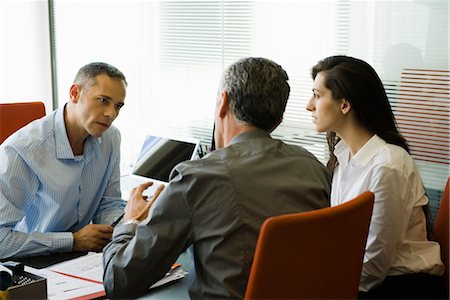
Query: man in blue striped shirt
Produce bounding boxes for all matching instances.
[0,62,127,258]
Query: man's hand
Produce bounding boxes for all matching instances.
[72,224,113,252]
[124,181,165,222]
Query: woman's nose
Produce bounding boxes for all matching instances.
[306,97,315,112]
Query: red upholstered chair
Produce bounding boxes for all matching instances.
[245,191,374,300]
[433,177,450,298]
[0,101,46,144]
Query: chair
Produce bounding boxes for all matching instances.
[433,177,449,298]
[0,101,46,144]
[245,191,375,300]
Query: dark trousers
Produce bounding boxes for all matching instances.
[358,273,446,299]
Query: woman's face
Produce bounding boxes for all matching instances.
[306,72,345,133]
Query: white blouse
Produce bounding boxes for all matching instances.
[331,134,444,292]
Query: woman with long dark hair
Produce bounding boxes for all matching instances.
[306,55,444,298]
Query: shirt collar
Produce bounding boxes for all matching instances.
[230,128,271,145]
[334,134,386,167]
[54,103,101,160]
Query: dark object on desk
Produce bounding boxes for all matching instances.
[1,262,24,276]
[0,262,47,300]
[1,262,23,291]
[7,271,47,300]
[5,251,88,269]
[0,270,13,291]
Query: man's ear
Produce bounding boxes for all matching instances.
[69,84,80,103]
[340,98,351,115]
[218,91,230,119]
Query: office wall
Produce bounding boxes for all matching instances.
[0,0,53,111]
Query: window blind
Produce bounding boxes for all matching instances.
[387,69,450,219]
[51,0,449,215]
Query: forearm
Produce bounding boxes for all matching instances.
[103,179,193,298]
[103,219,190,298]
[0,227,73,259]
[103,224,165,298]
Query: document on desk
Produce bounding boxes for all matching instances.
[48,251,187,289]
[49,252,104,283]
[24,265,105,300]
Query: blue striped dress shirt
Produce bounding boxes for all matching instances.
[0,105,126,258]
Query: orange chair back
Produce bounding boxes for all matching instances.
[0,102,46,144]
[434,177,449,298]
[245,191,374,300]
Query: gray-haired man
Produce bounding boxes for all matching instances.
[103,57,331,299]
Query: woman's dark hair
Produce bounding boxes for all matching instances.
[311,55,409,171]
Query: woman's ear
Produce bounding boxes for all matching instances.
[340,98,351,115]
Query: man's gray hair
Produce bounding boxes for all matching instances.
[74,62,127,88]
[221,57,290,131]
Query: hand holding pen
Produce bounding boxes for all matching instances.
[111,213,124,227]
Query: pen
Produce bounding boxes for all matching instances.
[111,213,124,227]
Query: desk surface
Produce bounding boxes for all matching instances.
[6,251,193,299]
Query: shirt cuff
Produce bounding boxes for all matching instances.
[113,223,138,238]
[53,232,74,252]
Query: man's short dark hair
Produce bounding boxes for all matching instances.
[74,62,127,88]
[221,57,290,131]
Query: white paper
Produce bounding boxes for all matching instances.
[150,268,187,289]
[48,251,186,290]
[24,266,104,300]
[49,252,103,283]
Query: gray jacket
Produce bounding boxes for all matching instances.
[103,129,331,299]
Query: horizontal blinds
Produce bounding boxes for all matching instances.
[156,1,252,150]
[160,2,223,65]
[393,69,449,165]
[252,1,338,165]
[386,69,450,219]
[158,1,339,165]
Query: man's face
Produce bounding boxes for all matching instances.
[73,74,126,138]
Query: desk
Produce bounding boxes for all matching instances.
[3,251,193,299]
